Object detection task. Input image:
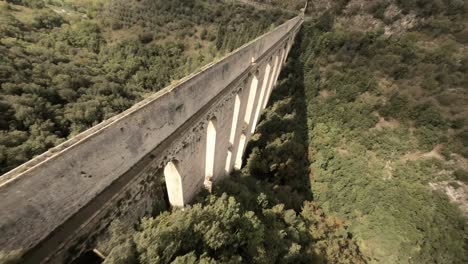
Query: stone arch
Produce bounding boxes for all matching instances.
[164,160,184,207]
[234,133,247,170]
[225,93,242,175]
[243,71,260,125]
[224,149,233,175]
[283,43,289,63]
[204,117,217,190]
[229,93,242,145]
[263,51,281,109]
[251,60,272,133]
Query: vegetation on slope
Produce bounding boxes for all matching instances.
[0,0,291,175]
[299,0,468,263]
[247,0,306,11]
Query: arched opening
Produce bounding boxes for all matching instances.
[263,54,280,109]
[205,118,217,187]
[251,63,271,133]
[164,161,184,207]
[283,44,288,63]
[266,49,285,101]
[244,72,259,125]
[234,134,247,170]
[229,94,241,145]
[225,150,232,175]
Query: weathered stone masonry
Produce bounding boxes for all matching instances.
[0,14,303,264]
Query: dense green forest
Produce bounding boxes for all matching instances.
[0,0,291,175]
[300,0,468,263]
[1,0,468,263]
[249,0,305,11]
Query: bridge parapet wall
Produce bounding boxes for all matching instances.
[0,15,303,263]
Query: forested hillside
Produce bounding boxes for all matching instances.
[244,0,305,11]
[0,0,291,175]
[300,0,468,263]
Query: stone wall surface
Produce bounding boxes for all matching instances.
[0,14,303,264]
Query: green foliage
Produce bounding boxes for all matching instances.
[396,0,466,16]
[100,221,138,264]
[367,1,391,19]
[300,13,468,263]
[104,191,361,264]
[60,21,105,52]
[250,0,305,11]
[5,0,46,8]
[134,194,265,263]
[454,169,468,183]
[315,11,334,32]
[379,94,410,119]
[414,125,448,151]
[411,103,447,127]
[32,10,66,29]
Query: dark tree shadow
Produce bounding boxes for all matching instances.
[241,30,312,210]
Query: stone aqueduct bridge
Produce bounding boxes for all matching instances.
[0,14,303,264]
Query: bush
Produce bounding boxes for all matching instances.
[368,1,390,19]
[32,10,65,29]
[461,147,468,158]
[422,77,440,91]
[138,32,153,44]
[457,130,468,146]
[454,169,468,183]
[316,11,334,32]
[415,125,447,151]
[451,117,465,129]
[449,181,462,189]
[379,94,410,119]
[111,21,123,30]
[5,0,45,8]
[411,103,446,127]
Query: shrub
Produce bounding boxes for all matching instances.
[411,103,446,127]
[6,0,45,8]
[422,77,440,91]
[32,10,65,29]
[414,125,447,151]
[451,117,465,129]
[316,11,334,32]
[138,32,153,44]
[449,181,462,189]
[454,169,468,183]
[456,130,468,148]
[368,1,390,19]
[379,94,410,119]
[461,147,468,158]
[111,21,123,30]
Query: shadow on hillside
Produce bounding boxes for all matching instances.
[240,30,312,210]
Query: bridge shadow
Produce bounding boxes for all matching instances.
[218,30,311,212]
